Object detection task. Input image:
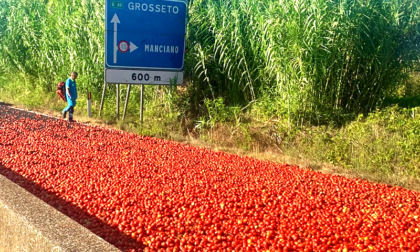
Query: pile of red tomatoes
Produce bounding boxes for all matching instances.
[1,106,419,251]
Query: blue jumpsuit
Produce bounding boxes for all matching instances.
[63,77,77,120]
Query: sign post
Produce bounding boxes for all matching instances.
[100,0,188,121]
[99,81,107,117]
[122,84,131,120]
[140,84,144,123]
[116,84,120,119]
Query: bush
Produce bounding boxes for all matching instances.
[294,106,420,177]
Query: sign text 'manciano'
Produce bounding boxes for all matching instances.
[145,44,180,54]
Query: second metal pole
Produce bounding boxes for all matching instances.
[140,84,144,124]
[123,84,131,121]
[116,84,120,119]
[99,82,107,117]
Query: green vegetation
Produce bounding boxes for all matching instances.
[187,0,420,125]
[287,106,419,180]
[0,0,419,189]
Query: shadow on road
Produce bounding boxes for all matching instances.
[0,102,12,106]
[0,162,145,251]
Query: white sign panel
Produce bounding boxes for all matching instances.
[106,69,183,85]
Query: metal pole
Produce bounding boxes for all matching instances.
[123,84,131,121]
[116,84,120,119]
[99,82,107,117]
[140,84,144,124]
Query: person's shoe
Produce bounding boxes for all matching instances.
[69,118,74,123]
[62,111,67,119]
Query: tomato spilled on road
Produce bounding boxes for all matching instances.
[1,105,419,251]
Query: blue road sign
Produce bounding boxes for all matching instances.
[105,0,187,71]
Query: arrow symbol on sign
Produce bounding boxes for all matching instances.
[130,42,138,53]
[111,13,120,64]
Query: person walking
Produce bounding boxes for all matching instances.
[62,71,78,122]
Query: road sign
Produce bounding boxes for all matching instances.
[105,0,187,71]
[106,69,183,85]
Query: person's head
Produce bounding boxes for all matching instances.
[71,72,78,80]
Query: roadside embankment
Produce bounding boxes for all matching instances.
[0,174,120,252]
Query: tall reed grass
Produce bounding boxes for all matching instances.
[0,0,104,94]
[187,0,420,124]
